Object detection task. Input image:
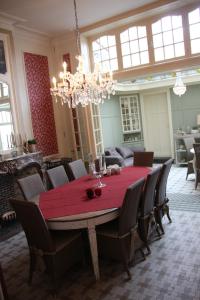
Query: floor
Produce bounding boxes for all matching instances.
[1,165,200,300]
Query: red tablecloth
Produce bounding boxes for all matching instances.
[39,166,149,220]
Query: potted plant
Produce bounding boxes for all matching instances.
[27,139,37,153]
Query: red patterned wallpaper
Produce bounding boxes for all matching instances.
[24,52,58,156]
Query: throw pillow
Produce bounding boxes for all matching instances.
[116,146,133,159]
[105,147,122,157]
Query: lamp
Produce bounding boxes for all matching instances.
[50,0,116,108]
[173,72,186,97]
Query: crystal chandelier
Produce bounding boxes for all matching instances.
[173,72,186,97]
[50,0,116,108]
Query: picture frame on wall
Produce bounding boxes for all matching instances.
[0,40,7,74]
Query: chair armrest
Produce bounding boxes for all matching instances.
[105,156,125,167]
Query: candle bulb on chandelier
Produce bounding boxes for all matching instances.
[63,61,67,73]
[59,72,64,85]
[52,77,57,89]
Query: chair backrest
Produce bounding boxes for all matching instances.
[10,199,54,252]
[194,137,200,144]
[118,178,145,236]
[18,173,45,201]
[183,137,195,160]
[46,165,69,188]
[193,143,200,169]
[140,167,162,217]
[155,158,173,206]
[68,159,87,179]
[134,151,154,167]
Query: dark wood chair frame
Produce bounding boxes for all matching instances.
[154,158,173,234]
[97,178,145,280]
[10,199,83,293]
[134,151,154,167]
[138,167,162,255]
[193,143,200,189]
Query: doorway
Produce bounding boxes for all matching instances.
[141,90,173,157]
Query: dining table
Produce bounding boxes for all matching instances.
[39,166,150,280]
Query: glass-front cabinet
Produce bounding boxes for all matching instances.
[119,95,143,143]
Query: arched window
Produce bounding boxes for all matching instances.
[92,35,118,72]
[188,8,200,54]
[120,26,149,68]
[152,15,185,62]
[0,81,14,150]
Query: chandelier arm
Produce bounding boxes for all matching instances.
[74,0,81,56]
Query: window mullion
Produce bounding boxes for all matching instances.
[183,10,192,57]
[115,31,123,70]
[146,21,155,64]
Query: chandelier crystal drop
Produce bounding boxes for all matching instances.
[173,72,186,97]
[50,0,116,108]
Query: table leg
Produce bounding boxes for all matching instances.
[88,224,100,280]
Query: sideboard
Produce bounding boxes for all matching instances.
[0,152,43,218]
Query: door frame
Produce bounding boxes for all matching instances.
[140,88,174,158]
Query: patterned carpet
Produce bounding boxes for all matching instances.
[1,210,200,300]
[168,193,200,212]
[0,220,22,242]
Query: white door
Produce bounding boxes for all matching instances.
[141,91,172,157]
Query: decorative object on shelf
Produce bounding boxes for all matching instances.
[173,72,186,97]
[27,139,37,153]
[191,126,198,134]
[50,0,116,108]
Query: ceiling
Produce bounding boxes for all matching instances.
[0,0,160,36]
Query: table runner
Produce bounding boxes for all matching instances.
[39,166,149,219]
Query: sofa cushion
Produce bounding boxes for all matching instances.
[116,146,133,159]
[105,147,122,158]
[129,146,145,153]
[124,157,134,167]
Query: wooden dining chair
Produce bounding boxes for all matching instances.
[138,166,162,255]
[193,143,200,189]
[154,158,173,234]
[68,159,87,179]
[17,173,46,201]
[10,199,84,293]
[97,178,145,279]
[46,165,69,188]
[134,151,154,167]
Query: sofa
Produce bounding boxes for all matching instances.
[104,145,145,167]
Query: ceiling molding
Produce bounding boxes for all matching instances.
[0,11,26,25]
[80,0,199,36]
[14,24,51,38]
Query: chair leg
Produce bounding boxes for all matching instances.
[165,204,172,223]
[28,251,36,284]
[155,209,165,235]
[120,239,131,280]
[138,218,151,255]
[195,177,198,189]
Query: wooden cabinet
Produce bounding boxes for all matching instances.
[119,95,143,143]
